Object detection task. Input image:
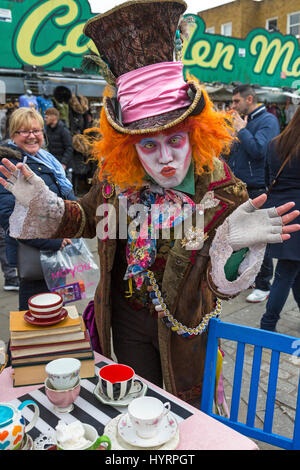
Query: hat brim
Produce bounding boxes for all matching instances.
[103,80,205,134]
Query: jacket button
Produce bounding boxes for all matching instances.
[38,167,42,171]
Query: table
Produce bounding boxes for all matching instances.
[0,352,259,450]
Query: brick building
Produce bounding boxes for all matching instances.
[200,0,300,40]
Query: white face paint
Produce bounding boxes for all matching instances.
[135,131,192,188]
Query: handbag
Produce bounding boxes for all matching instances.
[83,300,102,354]
[17,242,44,281]
[266,153,292,195]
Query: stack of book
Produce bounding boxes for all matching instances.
[9,305,95,386]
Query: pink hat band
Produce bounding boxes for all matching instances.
[116,62,191,124]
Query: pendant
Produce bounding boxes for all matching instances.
[181,227,208,250]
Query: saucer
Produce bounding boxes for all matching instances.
[24,308,68,326]
[104,414,179,450]
[117,412,178,448]
[94,380,147,407]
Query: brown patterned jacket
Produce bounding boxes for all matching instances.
[52,157,248,405]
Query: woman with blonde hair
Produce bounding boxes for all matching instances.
[0,107,75,310]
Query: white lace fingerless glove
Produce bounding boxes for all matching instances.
[7,165,65,239]
[209,218,266,296]
[227,199,282,251]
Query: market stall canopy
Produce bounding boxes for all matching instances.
[255,88,300,104]
[203,85,233,102]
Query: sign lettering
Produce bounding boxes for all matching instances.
[183,15,300,88]
[0,1,299,87]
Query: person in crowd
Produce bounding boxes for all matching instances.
[285,98,297,125]
[260,107,300,331]
[0,1,299,409]
[0,105,7,142]
[229,84,280,303]
[0,225,19,291]
[72,133,97,196]
[69,94,90,135]
[44,107,73,171]
[0,107,75,310]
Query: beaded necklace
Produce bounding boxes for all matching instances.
[146,270,222,338]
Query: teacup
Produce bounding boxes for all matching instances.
[29,292,63,319]
[128,396,171,439]
[45,377,81,413]
[98,364,143,401]
[56,422,111,450]
[45,357,81,390]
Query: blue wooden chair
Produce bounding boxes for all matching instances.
[201,318,300,450]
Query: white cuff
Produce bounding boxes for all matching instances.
[209,218,266,296]
[9,188,65,239]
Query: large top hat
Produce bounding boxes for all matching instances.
[84,0,205,134]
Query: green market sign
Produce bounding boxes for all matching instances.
[0,0,96,71]
[0,1,299,88]
[183,15,300,88]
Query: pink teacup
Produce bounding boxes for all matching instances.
[45,377,80,413]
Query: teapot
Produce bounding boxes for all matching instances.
[0,401,39,450]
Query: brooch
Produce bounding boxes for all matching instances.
[102,183,115,199]
[181,227,208,250]
[181,191,219,250]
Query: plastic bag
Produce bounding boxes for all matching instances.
[40,239,100,302]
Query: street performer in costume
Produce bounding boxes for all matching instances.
[0,0,299,409]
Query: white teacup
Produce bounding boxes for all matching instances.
[127,396,171,439]
[45,358,81,390]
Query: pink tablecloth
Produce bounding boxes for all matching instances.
[0,352,259,450]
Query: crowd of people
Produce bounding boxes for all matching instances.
[221,84,300,331]
[0,86,98,196]
[214,96,298,131]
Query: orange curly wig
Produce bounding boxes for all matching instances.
[92,86,234,189]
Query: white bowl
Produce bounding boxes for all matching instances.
[45,358,81,390]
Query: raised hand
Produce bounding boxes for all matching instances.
[251,193,300,241]
[228,193,300,251]
[0,158,44,206]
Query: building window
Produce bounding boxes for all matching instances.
[266,17,278,32]
[221,22,232,36]
[205,26,215,34]
[287,12,300,38]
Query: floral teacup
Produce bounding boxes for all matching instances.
[127,396,170,438]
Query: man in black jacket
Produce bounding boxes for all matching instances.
[44,107,73,170]
[229,84,280,303]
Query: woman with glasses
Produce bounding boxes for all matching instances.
[0,107,76,311]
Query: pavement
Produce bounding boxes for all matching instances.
[0,237,299,451]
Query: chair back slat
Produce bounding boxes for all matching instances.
[292,374,300,450]
[201,318,300,450]
[201,318,220,413]
[264,350,280,433]
[246,345,262,427]
[230,342,245,422]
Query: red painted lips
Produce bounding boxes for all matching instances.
[160,167,176,177]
